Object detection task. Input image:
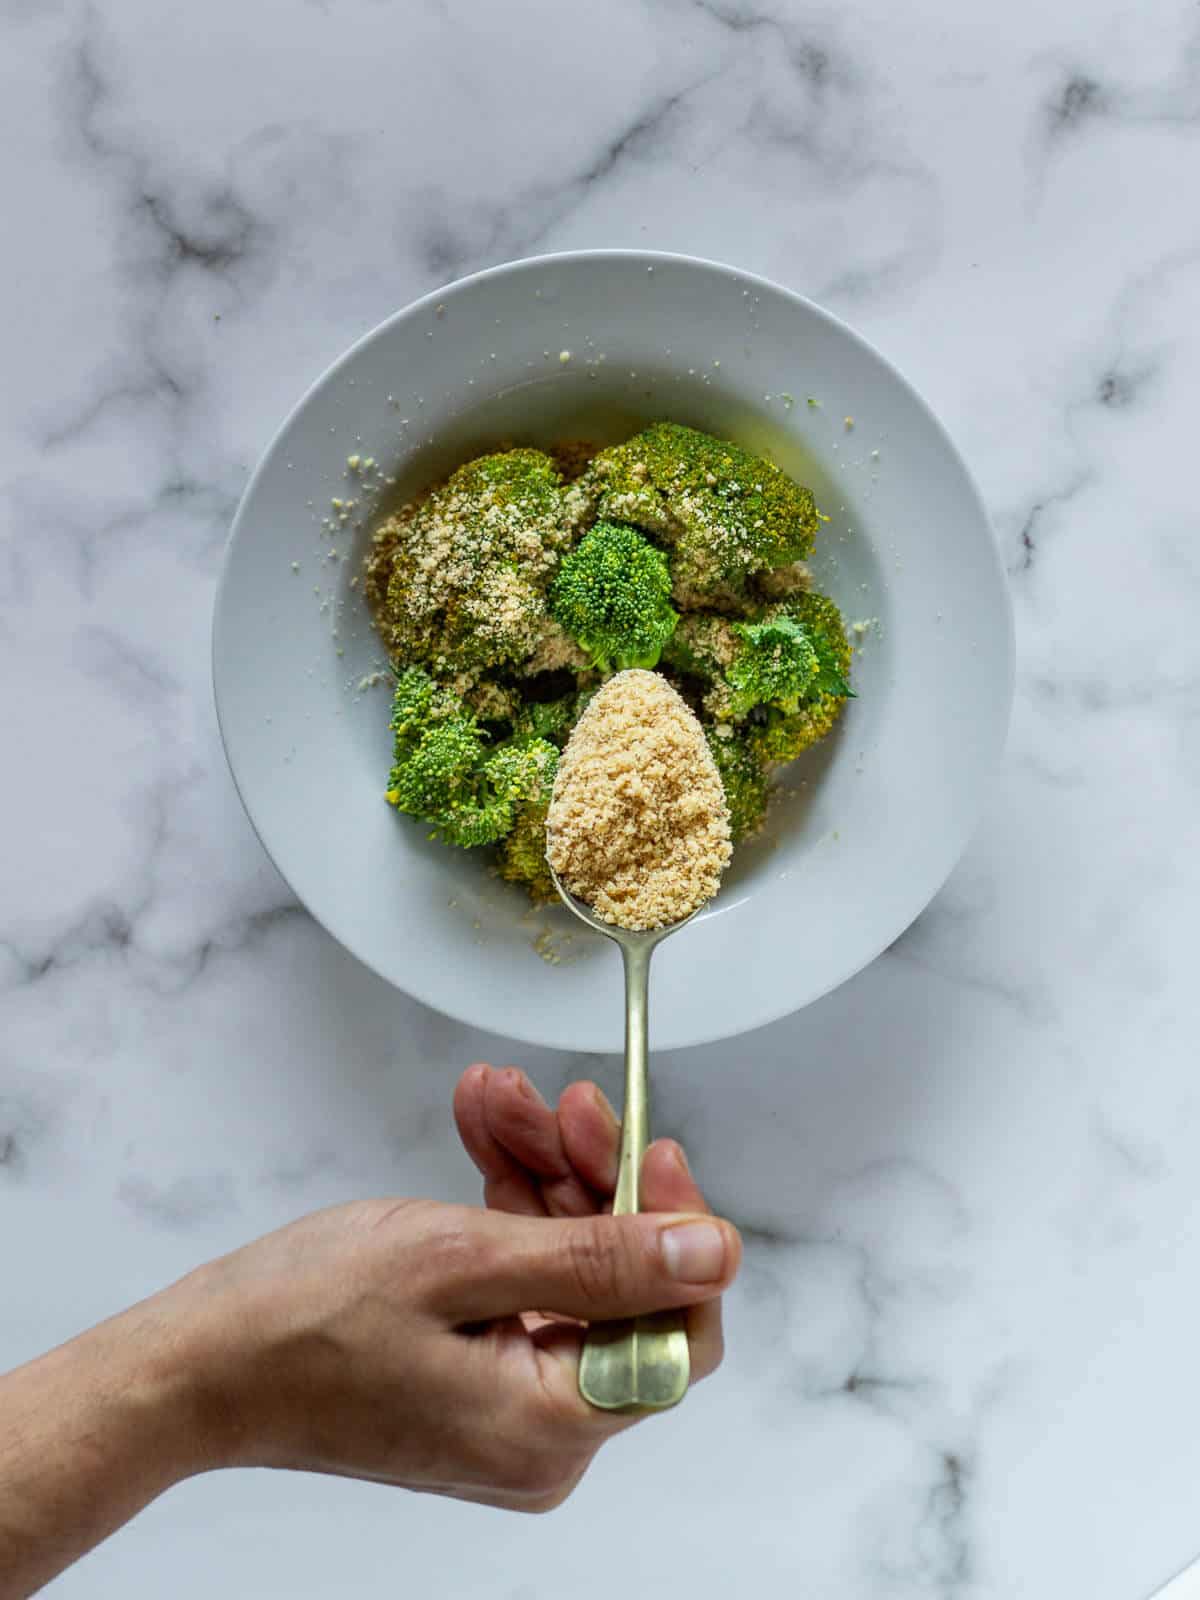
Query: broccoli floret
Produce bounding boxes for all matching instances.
[665,592,851,724]
[583,423,821,602]
[777,590,854,699]
[510,685,596,746]
[495,799,555,900]
[386,667,483,815]
[707,729,771,842]
[436,735,558,848]
[373,450,573,673]
[549,521,678,674]
[385,667,557,847]
[751,591,853,763]
[725,616,820,718]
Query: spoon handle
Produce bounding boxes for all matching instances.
[578,942,691,1411]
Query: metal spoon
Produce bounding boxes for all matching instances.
[548,864,700,1411]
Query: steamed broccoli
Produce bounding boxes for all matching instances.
[707,728,771,842]
[495,799,555,900]
[549,521,678,674]
[776,591,854,699]
[751,591,853,763]
[367,422,857,908]
[666,592,851,724]
[385,667,557,846]
[386,667,482,816]
[372,450,574,673]
[511,684,597,746]
[438,736,558,848]
[726,616,820,718]
[583,423,821,602]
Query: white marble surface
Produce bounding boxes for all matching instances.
[2,0,1199,1594]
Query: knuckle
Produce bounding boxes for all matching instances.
[412,1209,492,1299]
[564,1219,635,1306]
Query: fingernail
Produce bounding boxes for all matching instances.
[591,1084,618,1129]
[505,1068,537,1102]
[672,1142,691,1176]
[660,1220,726,1283]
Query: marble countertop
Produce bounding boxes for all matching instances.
[3,1,1199,1595]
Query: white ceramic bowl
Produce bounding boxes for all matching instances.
[213,251,1013,1052]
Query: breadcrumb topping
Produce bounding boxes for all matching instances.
[546,670,731,930]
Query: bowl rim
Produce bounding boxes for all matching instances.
[213,247,1015,1050]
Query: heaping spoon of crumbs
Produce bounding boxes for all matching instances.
[544,669,732,1412]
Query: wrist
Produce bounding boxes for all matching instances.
[72,1292,220,1491]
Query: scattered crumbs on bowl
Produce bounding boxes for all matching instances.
[532,924,578,967]
[559,350,572,364]
[435,303,446,317]
[349,574,359,589]
[713,359,721,368]
[647,265,654,274]
[870,448,880,460]
[780,393,795,410]
[347,454,360,471]
[291,561,300,574]
[807,396,819,408]
[844,416,855,430]
[356,669,390,693]
[849,617,878,647]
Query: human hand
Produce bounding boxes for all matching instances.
[162,1065,740,1512]
[453,1061,730,1389]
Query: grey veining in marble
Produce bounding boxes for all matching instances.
[3,0,1200,1595]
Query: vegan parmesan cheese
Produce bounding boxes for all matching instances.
[546,670,732,930]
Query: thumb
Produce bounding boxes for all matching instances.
[431,1206,742,1323]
